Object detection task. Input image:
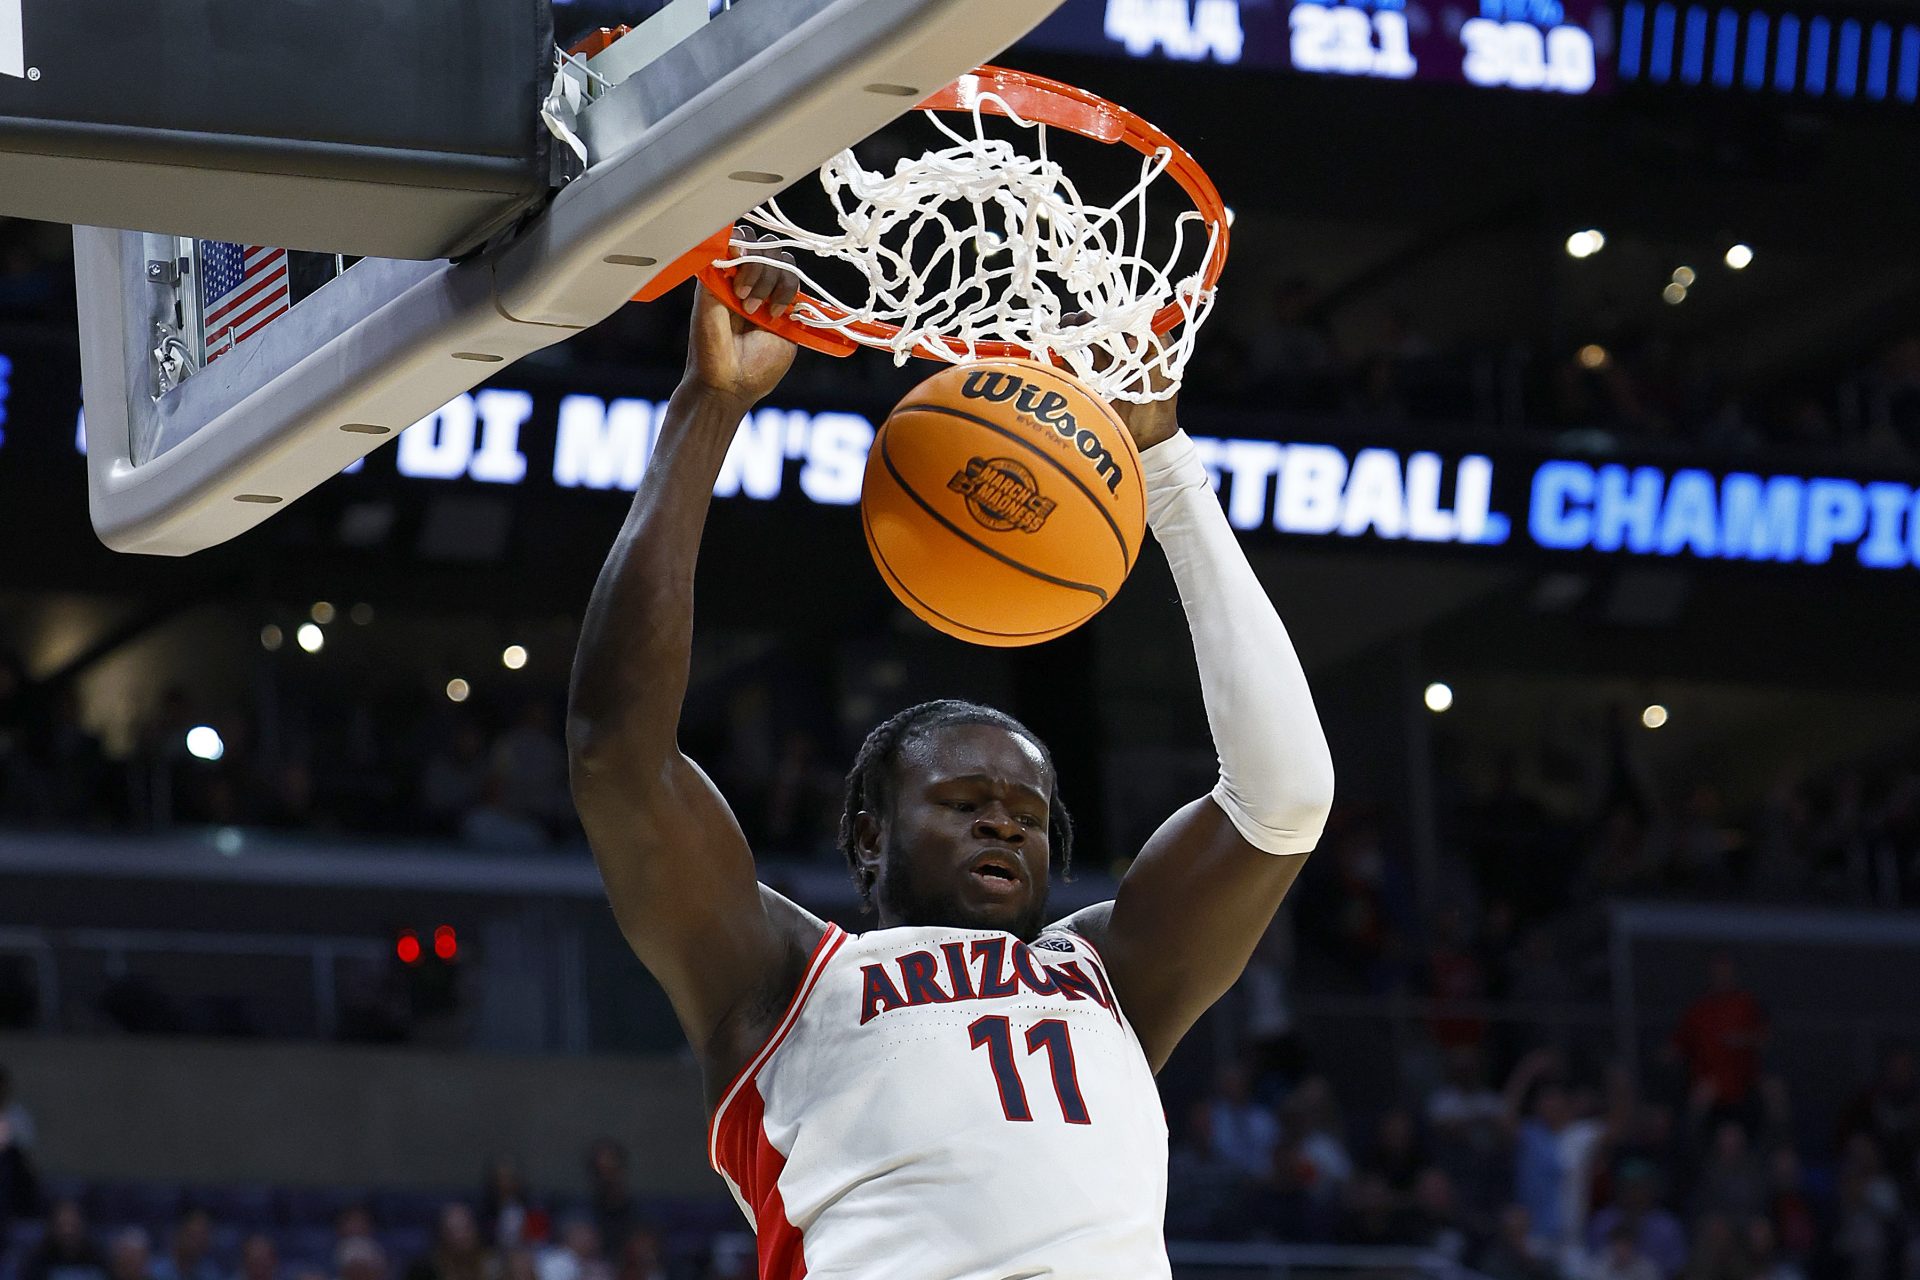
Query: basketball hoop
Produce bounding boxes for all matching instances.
[637,67,1230,403]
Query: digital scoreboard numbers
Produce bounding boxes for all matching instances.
[1287,0,1603,92]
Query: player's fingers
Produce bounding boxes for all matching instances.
[742,262,784,315]
[732,260,765,303]
[770,259,801,318]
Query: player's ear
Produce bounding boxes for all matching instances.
[852,811,883,906]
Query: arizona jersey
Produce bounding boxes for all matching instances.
[709,923,1171,1279]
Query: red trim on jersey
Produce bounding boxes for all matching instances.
[708,923,845,1172]
[725,1080,809,1278]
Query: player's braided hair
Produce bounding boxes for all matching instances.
[838,699,1074,911]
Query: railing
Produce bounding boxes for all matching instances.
[0,926,387,1039]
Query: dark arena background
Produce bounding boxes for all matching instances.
[7,0,1920,1276]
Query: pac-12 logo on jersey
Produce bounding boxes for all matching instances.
[857,936,1121,1025]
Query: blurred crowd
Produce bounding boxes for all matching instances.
[5,950,1920,1280]
[0,1122,755,1280]
[1181,275,1920,465]
[8,217,1920,466]
[1155,932,1920,1280]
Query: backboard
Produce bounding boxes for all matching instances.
[50,0,1068,554]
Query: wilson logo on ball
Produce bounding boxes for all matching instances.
[960,371,1127,494]
[948,457,1057,533]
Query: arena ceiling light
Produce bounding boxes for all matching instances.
[296,623,325,654]
[1423,682,1455,713]
[1642,704,1670,728]
[502,645,529,670]
[185,726,225,762]
[1564,229,1606,259]
[1725,244,1754,269]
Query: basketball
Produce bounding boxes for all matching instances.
[861,358,1146,647]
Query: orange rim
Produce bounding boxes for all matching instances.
[654,64,1230,363]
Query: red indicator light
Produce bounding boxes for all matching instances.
[433,925,458,961]
[396,932,422,964]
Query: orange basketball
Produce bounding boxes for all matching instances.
[861,358,1146,647]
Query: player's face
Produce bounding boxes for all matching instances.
[872,724,1053,940]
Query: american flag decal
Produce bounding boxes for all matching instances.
[199,242,290,364]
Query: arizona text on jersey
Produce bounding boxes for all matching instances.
[709,924,1171,1278]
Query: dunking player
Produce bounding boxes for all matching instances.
[567,236,1334,1279]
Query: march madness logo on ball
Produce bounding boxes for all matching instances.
[959,370,1127,495]
[949,457,1057,533]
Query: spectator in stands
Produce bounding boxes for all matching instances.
[334,1238,387,1280]
[699,1235,754,1280]
[479,1157,548,1250]
[1670,952,1769,1126]
[534,1219,608,1280]
[612,1230,666,1280]
[335,1208,376,1253]
[1335,1171,1415,1246]
[419,721,493,838]
[1681,1213,1743,1280]
[1595,1219,1662,1280]
[1690,1120,1768,1223]
[1838,1042,1920,1205]
[1167,1100,1253,1239]
[1477,1205,1558,1280]
[152,1208,221,1280]
[1506,1049,1607,1262]
[1585,1160,1688,1280]
[1599,1063,1674,1174]
[23,1199,107,1280]
[0,1063,38,1149]
[584,1139,638,1256]
[1765,1148,1818,1261]
[1205,1062,1281,1181]
[1283,1076,1355,1205]
[1427,1045,1509,1208]
[1235,912,1303,1090]
[0,1079,38,1238]
[107,1229,155,1280]
[1424,905,1489,1053]
[1827,1134,1904,1280]
[1405,1167,1474,1262]
[492,700,569,837]
[1366,1106,1426,1195]
[405,1203,492,1280]
[1743,1217,1805,1280]
[235,1235,280,1280]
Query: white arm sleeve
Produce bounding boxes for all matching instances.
[1142,429,1335,855]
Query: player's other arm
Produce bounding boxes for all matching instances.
[1066,393,1334,1073]
[567,245,809,1057]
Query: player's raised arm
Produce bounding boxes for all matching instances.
[1068,387,1336,1073]
[566,237,813,1063]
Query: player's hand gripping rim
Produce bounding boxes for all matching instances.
[686,225,804,406]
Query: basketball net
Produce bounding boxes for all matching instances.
[718,92,1222,404]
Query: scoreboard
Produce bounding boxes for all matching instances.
[1060,0,1608,93]
[1281,0,1602,92]
[547,0,1920,109]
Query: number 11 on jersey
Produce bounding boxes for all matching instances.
[968,1016,1092,1124]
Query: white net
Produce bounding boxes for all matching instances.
[717,91,1223,404]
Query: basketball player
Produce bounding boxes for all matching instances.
[567,233,1334,1278]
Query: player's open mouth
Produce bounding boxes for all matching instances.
[967,853,1023,894]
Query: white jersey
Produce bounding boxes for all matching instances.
[710,922,1171,1279]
